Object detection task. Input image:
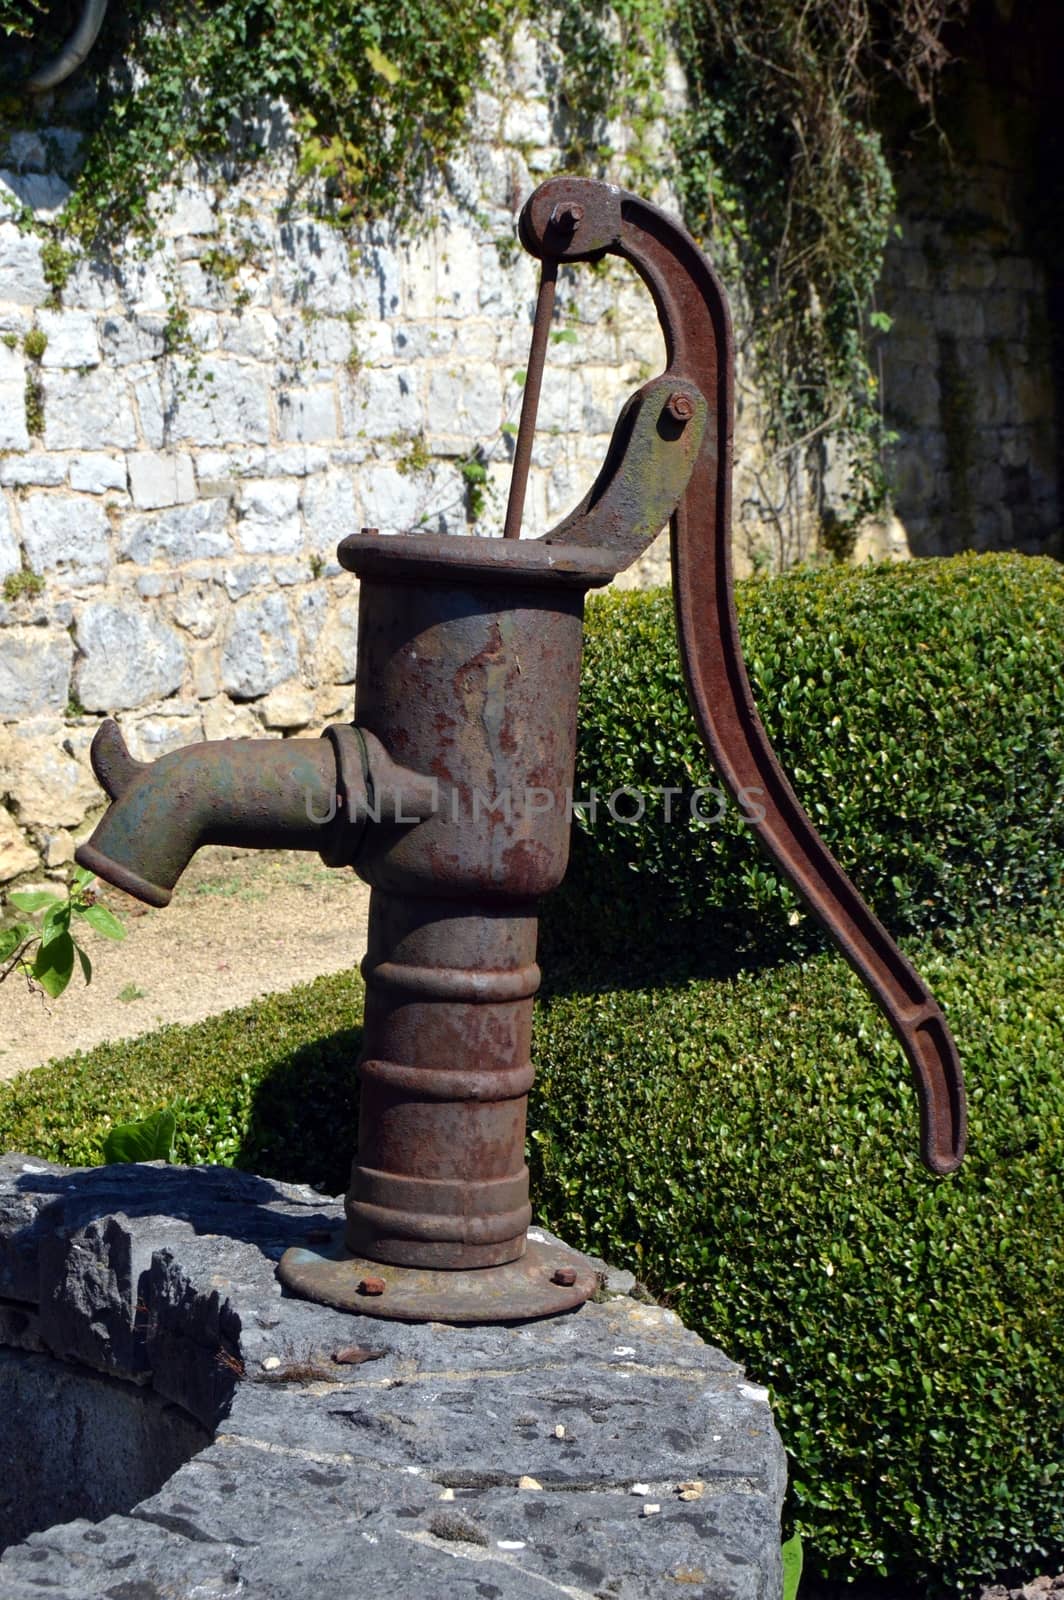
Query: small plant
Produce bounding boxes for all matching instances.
[2,567,44,603]
[40,238,74,307]
[0,867,125,999]
[308,552,325,579]
[1,332,17,350]
[458,450,490,522]
[395,432,431,476]
[23,373,44,437]
[103,1106,176,1164]
[781,1534,803,1600]
[22,326,47,362]
[117,982,147,1003]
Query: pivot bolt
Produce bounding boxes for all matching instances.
[551,1265,577,1287]
[665,392,695,423]
[358,1275,386,1296]
[549,202,584,233]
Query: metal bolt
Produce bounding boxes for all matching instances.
[360,527,379,536]
[358,1275,386,1296]
[551,1265,577,1287]
[665,392,695,423]
[548,202,584,233]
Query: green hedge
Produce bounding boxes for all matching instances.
[548,553,1064,975]
[1,912,1062,1587]
[531,913,1064,1589]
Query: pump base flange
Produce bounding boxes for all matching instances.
[277,1237,599,1323]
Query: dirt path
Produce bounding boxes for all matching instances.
[0,850,371,1084]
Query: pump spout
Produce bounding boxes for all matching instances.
[75,719,354,907]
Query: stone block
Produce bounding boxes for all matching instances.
[63,257,118,313]
[0,224,47,304]
[125,710,205,761]
[201,697,263,739]
[0,1159,785,1600]
[0,452,64,487]
[425,362,503,439]
[0,807,36,881]
[0,627,72,719]
[238,478,303,555]
[402,226,482,320]
[0,381,29,451]
[0,167,70,220]
[220,310,279,360]
[0,493,18,579]
[359,462,447,533]
[277,385,338,443]
[344,364,422,440]
[74,602,188,713]
[260,683,315,730]
[171,583,220,640]
[98,315,166,366]
[275,220,354,313]
[127,450,196,510]
[120,497,232,564]
[217,560,271,601]
[20,493,111,584]
[302,469,357,551]
[42,369,137,450]
[392,320,454,359]
[68,453,126,494]
[0,724,99,828]
[158,188,219,237]
[315,599,359,684]
[167,358,271,446]
[352,238,402,319]
[221,592,299,699]
[37,310,100,369]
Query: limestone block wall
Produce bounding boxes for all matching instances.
[0,34,688,882]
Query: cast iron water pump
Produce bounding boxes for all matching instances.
[76,178,967,1323]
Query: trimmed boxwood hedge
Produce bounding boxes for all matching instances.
[0,913,1062,1588]
[547,552,1064,976]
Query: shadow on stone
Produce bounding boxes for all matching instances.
[0,1348,209,1555]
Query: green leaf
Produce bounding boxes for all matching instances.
[0,923,31,962]
[76,942,93,985]
[781,1534,803,1600]
[365,44,401,85]
[869,310,893,334]
[550,328,579,344]
[81,903,126,940]
[8,890,62,914]
[103,1108,176,1165]
[73,866,95,890]
[32,930,75,998]
[40,902,72,944]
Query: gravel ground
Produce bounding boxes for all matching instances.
[0,848,371,1083]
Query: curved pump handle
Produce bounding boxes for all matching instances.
[520,177,967,1176]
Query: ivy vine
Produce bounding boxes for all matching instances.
[1,0,968,541]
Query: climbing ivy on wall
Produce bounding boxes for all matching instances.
[2,0,967,534]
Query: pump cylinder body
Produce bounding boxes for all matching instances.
[342,542,594,1270]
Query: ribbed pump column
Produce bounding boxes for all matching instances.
[347,894,539,1268]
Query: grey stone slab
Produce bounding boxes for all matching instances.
[0,1157,785,1597]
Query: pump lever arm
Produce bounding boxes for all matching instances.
[519,177,966,1175]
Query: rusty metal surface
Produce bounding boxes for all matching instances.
[277,1237,599,1323]
[76,720,348,908]
[518,176,966,1176]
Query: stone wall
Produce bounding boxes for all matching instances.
[0,34,675,881]
[877,1,1062,559]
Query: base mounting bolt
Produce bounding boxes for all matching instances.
[358,1275,386,1296]
[551,1265,577,1287]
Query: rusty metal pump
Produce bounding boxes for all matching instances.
[76,178,967,1323]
